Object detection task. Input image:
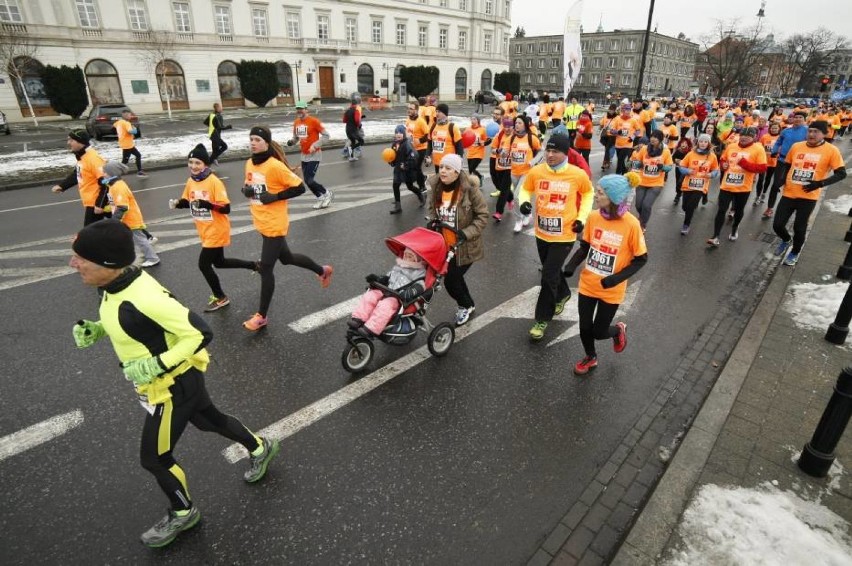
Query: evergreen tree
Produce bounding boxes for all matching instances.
[236,60,278,107]
[494,72,520,95]
[399,66,440,100]
[42,65,89,118]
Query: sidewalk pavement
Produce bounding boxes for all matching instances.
[612,178,852,563]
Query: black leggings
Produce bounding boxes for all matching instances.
[766,162,789,209]
[258,235,323,316]
[756,166,776,199]
[681,191,703,226]
[347,131,364,151]
[493,169,513,213]
[578,293,620,357]
[444,258,474,309]
[198,247,256,299]
[615,148,632,175]
[416,148,428,191]
[773,196,817,254]
[535,238,574,321]
[210,132,228,162]
[121,147,143,172]
[140,368,259,511]
[713,191,750,237]
[468,158,483,182]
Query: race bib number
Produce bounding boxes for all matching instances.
[630,160,642,172]
[790,168,814,185]
[511,150,526,163]
[537,215,563,235]
[190,200,213,221]
[586,247,616,276]
[497,153,511,168]
[643,163,660,176]
[295,125,309,139]
[619,128,629,137]
[433,140,446,154]
[688,177,707,190]
[725,172,744,186]
[247,183,268,206]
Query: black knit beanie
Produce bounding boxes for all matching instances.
[72,220,135,268]
[249,126,272,144]
[188,143,211,165]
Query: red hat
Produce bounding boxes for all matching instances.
[505,92,513,101]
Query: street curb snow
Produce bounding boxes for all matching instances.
[611,198,825,565]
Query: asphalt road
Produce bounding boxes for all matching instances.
[0,143,782,564]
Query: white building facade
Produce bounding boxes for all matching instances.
[0,0,512,121]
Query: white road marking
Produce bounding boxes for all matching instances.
[223,286,541,463]
[545,279,643,347]
[0,410,84,462]
[288,296,362,334]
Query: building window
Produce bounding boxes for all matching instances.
[286,12,300,39]
[622,74,631,86]
[594,40,603,51]
[551,58,558,68]
[345,17,357,43]
[592,57,601,69]
[515,44,522,54]
[525,74,532,83]
[440,0,447,6]
[357,63,374,94]
[538,59,544,68]
[483,33,492,53]
[418,25,427,47]
[458,30,467,51]
[253,8,268,37]
[581,41,589,51]
[214,5,231,35]
[503,35,508,55]
[371,20,382,44]
[126,0,148,30]
[172,2,191,32]
[610,39,620,51]
[504,0,510,16]
[577,73,584,85]
[419,0,426,3]
[539,43,546,53]
[0,0,22,23]
[439,28,447,49]
[76,0,99,28]
[525,59,532,68]
[317,15,329,41]
[455,67,467,98]
[85,59,123,104]
[396,23,406,46]
[527,43,534,53]
[459,0,467,9]
[552,43,560,53]
[537,73,544,82]
[217,60,243,104]
[608,57,618,69]
[627,38,637,50]
[624,57,634,70]
[549,73,557,83]
[485,0,492,15]
[590,73,599,84]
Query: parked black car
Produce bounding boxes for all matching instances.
[474,89,506,106]
[85,104,141,140]
[0,110,10,135]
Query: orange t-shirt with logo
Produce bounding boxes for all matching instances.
[429,123,462,166]
[610,115,643,149]
[680,150,720,194]
[509,133,541,177]
[293,115,324,155]
[660,124,679,150]
[420,105,437,127]
[78,148,107,207]
[406,116,430,151]
[637,146,673,188]
[538,102,552,121]
[783,141,845,201]
[521,163,594,243]
[491,131,513,171]
[244,157,303,237]
[551,101,566,120]
[107,179,144,229]
[181,173,232,248]
[574,121,594,151]
[465,125,488,160]
[114,119,136,150]
[720,143,767,193]
[579,210,647,304]
[760,133,779,168]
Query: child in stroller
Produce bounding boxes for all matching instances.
[342,227,458,373]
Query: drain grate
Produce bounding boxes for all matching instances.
[754,232,776,243]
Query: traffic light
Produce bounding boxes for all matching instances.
[820,75,831,92]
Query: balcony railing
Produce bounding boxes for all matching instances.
[302,38,353,52]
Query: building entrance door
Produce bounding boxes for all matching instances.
[319,67,335,99]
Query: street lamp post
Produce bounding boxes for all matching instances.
[635,0,656,100]
[382,63,392,101]
[293,60,302,102]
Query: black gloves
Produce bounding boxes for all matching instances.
[600,275,617,289]
[242,184,255,198]
[803,180,824,193]
[519,202,532,215]
[258,192,281,204]
[193,199,213,210]
[572,220,584,234]
[563,267,575,278]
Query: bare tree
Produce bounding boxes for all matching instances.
[0,22,41,126]
[699,20,769,98]
[783,28,847,94]
[135,30,179,119]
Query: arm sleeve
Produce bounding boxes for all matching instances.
[606,253,648,286]
[58,169,78,191]
[519,172,534,205]
[737,158,767,173]
[565,240,591,273]
[276,184,307,201]
[822,166,848,188]
[211,203,231,214]
[576,176,594,224]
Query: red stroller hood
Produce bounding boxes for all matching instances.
[385,227,449,275]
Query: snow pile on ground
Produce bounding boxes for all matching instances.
[0,117,476,178]
[666,483,852,566]
[784,281,848,336]
[824,194,852,215]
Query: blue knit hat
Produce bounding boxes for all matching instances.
[599,175,632,205]
[394,124,407,135]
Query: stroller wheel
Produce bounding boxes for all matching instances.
[342,338,374,373]
[427,323,455,357]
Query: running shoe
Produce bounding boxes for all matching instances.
[312,197,324,209]
[507,200,514,211]
[204,295,230,312]
[318,265,334,288]
[147,235,159,244]
[522,214,531,227]
[757,196,765,205]
[513,219,524,233]
[573,355,598,375]
[244,437,281,483]
[492,212,502,222]
[213,159,220,167]
[728,232,738,241]
[613,322,627,353]
[783,252,799,266]
[140,258,161,267]
[243,313,268,331]
[137,171,148,178]
[417,191,426,207]
[490,189,500,197]
[681,224,690,235]
[773,240,790,257]
[320,190,334,209]
[554,290,572,315]
[762,208,774,219]
[140,507,201,548]
[455,306,475,326]
[529,321,548,341]
[706,237,721,247]
[752,199,760,207]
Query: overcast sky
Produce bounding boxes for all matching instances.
[511,0,850,46]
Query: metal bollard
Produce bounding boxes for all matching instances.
[798,367,852,478]
[845,219,852,243]
[837,242,852,280]
[825,280,852,344]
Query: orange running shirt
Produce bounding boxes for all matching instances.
[679,150,720,194]
[430,122,463,166]
[491,131,513,171]
[720,143,767,193]
[574,121,594,151]
[107,179,144,229]
[114,119,136,150]
[509,133,541,177]
[610,115,644,149]
[406,116,430,151]
[293,115,324,155]
[78,148,107,207]
[637,146,673,188]
[579,210,647,304]
[244,157,303,237]
[181,174,232,248]
[760,133,779,168]
[521,163,594,243]
[465,125,487,160]
[783,141,845,201]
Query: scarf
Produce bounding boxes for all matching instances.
[190,168,213,182]
[251,148,274,165]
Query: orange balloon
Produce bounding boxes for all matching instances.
[382,147,397,163]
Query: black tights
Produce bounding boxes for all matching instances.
[140,369,258,511]
[773,197,817,254]
[444,259,474,309]
[535,238,573,321]
[578,293,620,357]
[258,235,323,316]
[681,191,703,226]
[755,166,776,199]
[467,158,483,182]
[713,191,750,238]
[198,247,256,299]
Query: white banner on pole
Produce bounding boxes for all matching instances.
[563,0,584,98]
